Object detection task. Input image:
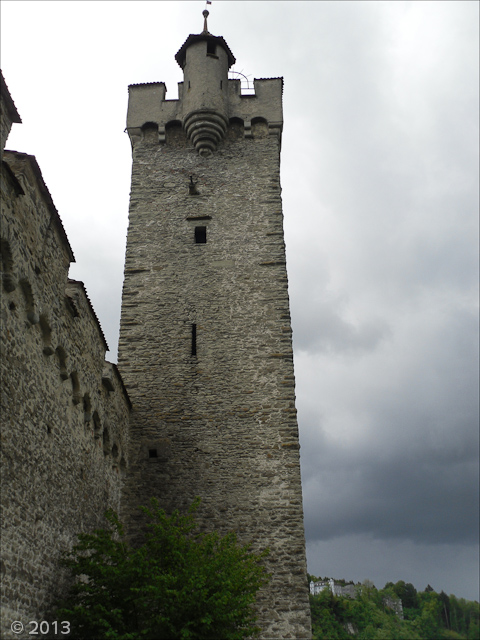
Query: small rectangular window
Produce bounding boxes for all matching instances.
[195,226,207,244]
[148,449,158,458]
[191,324,197,356]
[207,42,216,56]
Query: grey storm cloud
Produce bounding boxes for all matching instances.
[298,298,479,547]
[291,291,392,355]
[303,446,479,545]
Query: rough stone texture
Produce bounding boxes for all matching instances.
[1,84,131,638]
[383,597,404,620]
[118,30,312,640]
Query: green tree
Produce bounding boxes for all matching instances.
[390,580,419,611]
[414,591,443,639]
[439,591,451,630]
[309,590,351,640]
[53,498,269,640]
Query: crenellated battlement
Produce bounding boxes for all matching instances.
[127,77,283,151]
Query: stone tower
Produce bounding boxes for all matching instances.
[118,12,312,639]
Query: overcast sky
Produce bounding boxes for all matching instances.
[2,1,479,601]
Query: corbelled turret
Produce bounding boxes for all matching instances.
[175,10,235,155]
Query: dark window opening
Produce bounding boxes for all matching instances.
[195,226,207,244]
[191,323,197,356]
[102,423,109,451]
[149,449,158,458]
[207,41,216,55]
[220,80,223,90]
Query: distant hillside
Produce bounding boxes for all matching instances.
[308,575,480,639]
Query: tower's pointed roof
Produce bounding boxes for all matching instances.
[175,9,236,69]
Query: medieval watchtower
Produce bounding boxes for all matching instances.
[118,12,312,638]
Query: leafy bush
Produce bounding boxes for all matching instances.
[53,498,269,639]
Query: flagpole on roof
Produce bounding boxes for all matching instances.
[202,0,212,34]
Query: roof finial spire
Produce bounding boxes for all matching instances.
[202,8,210,34]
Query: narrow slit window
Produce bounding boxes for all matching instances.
[191,323,197,356]
[207,41,216,56]
[195,226,207,244]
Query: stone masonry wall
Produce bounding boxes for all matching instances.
[0,147,131,639]
[118,119,312,638]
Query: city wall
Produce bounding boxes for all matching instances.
[1,74,131,639]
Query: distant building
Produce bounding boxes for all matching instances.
[310,578,404,619]
[310,578,357,598]
[310,578,334,595]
